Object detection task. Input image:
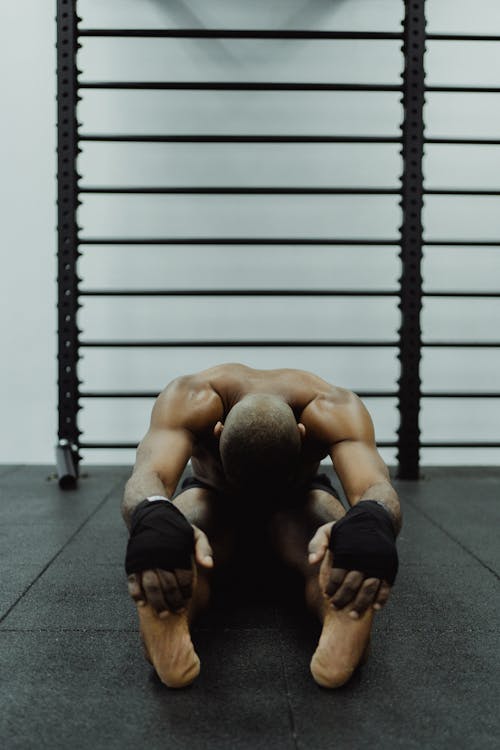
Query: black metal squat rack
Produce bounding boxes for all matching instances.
[56,0,500,487]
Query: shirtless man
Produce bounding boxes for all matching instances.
[122,363,401,689]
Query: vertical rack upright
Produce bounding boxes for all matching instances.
[56,0,81,487]
[397,0,425,479]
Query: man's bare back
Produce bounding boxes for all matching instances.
[122,363,402,689]
[165,363,364,494]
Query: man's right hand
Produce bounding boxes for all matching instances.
[127,526,213,617]
[125,499,213,617]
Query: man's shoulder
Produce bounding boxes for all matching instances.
[167,363,247,388]
[314,386,360,408]
[300,387,369,444]
[154,373,224,432]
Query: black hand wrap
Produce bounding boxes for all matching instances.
[328,500,399,585]
[125,500,195,575]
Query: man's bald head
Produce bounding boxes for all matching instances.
[219,394,301,492]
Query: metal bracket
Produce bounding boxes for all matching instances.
[55,439,79,489]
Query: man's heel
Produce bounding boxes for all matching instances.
[137,604,201,688]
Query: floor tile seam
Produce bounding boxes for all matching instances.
[399,562,492,567]
[0,476,127,626]
[403,497,500,581]
[276,628,300,750]
[2,624,498,635]
[0,627,136,633]
[0,625,285,634]
[260,623,500,636]
[1,520,113,528]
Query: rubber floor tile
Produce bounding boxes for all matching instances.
[0,628,295,750]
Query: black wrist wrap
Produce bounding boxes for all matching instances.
[328,500,398,585]
[125,500,194,575]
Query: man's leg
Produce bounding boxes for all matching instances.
[268,483,374,688]
[136,483,235,688]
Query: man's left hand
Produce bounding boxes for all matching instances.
[308,522,392,619]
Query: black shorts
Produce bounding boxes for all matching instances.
[178,471,341,510]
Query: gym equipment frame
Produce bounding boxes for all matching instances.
[56,0,499,486]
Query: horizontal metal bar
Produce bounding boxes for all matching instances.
[80,289,399,297]
[79,81,402,92]
[80,442,139,450]
[420,441,500,448]
[427,34,500,42]
[79,440,398,449]
[79,186,400,195]
[424,241,500,247]
[78,29,403,40]
[80,390,398,399]
[426,85,500,94]
[81,392,158,399]
[79,289,497,299]
[356,392,398,398]
[98,187,500,198]
[423,341,500,348]
[422,392,500,398]
[426,138,500,146]
[80,340,399,348]
[80,237,400,246]
[423,291,500,298]
[80,184,500,197]
[425,189,500,196]
[80,134,402,144]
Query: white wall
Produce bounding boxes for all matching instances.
[0,1,57,464]
[1,0,500,467]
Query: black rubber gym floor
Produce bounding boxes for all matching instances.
[0,464,498,750]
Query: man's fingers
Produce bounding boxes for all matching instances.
[324,567,347,598]
[347,577,381,619]
[373,580,392,611]
[155,569,186,613]
[141,569,169,615]
[174,567,193,601]
[308,522,334,564]
[127,573,145,605]
[330,570,365,609]
[193,525,214,568]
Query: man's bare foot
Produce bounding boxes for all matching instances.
[137,604,200,688]
[310,604,374,688]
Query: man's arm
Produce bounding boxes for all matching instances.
[122,376,223,527]
[306,391,401,618]
[331,413,402,535]
[123,377,222,615]
[122,423,193,530]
